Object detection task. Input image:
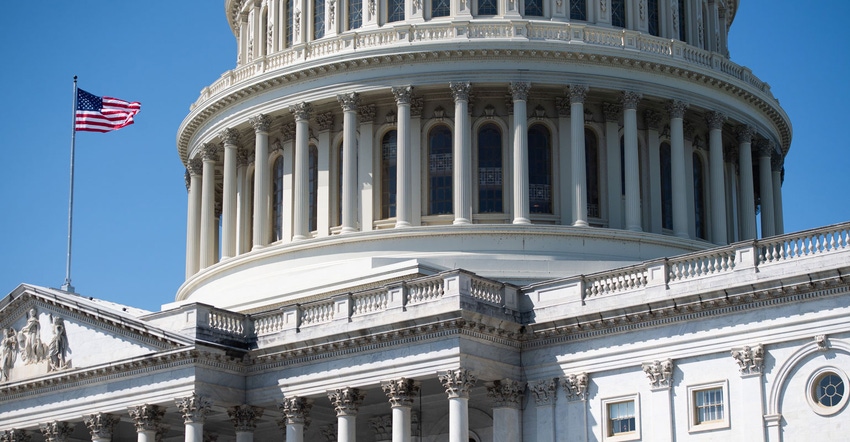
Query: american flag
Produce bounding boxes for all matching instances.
[75,88,141,132]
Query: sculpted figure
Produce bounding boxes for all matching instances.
[1,328,17,381]
[20,308,46,364]
[47,317,70,372]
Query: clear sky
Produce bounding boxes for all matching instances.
[1,1,848,312]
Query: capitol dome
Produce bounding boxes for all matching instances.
[177,0,789,312]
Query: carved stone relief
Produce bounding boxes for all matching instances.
[642,359,673,388]
[1,308,72,382]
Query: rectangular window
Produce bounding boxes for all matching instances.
[314,0,326,39]
[478,0,498,15]
[286,0,294,46]
[647,0,659,36]
[432,0,451,17]
[608,401,636,435]
[687,381,730,433]
[388,0,405,22]
[348,0,363,29]
[611,0,626,28]
[570,0,586,21]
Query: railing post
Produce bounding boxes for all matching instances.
[503,285,518,312]
[735,240,759,273]
[387,284,406,310]
[282,305,301,331]
[443,271,471,299]
[645,258,668,289]
[333,294,353,323]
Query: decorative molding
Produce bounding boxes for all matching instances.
[316,112,335,131]
[815,334,829,351]
[84,413,118,440]
[731,344,764,375]
[410,96,424,117]
[320,423,337,441]
[328,387,365,416]
[228,404,264,432]
[555,97,570,117]
[382,378,420,407]
[642,359,674,389]
[249,113,272,133]
[486,378,525,408]
[530,378,558,406]
[237,148,253,167]
[176,392,213,424]
[438,368,476,399]
[359,104,376,123]
[433,106,446,121]
[562,372,589,401]
[188,158,204,175]
[280,122,296,141]
[289,103,313,121]
[385,111,396,124]
[0,430,30,442]
[337,92,360,112]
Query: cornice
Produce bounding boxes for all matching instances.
[177,39,790,163]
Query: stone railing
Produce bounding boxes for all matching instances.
[192,20,772,109]
[207,308,249,337]
[757,223,850,265]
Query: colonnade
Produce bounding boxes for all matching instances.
[184,82,785,277]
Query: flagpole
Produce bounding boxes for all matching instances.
[61,76,78,294]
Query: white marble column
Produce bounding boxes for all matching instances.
[603,103,622,230]
[185,159,203,278]
[279,396,312,442]
[236,148,253,254]
[410,96,424,226]
[438,369,476,442]
[570,85,589,227]
[40,421,73,442]
[250,114,272,248]
[129,404,165,442]
[645,111,663,234]
[706,111,727,244]
[757,140,776,238]
[736,126,757,240]
[358,105,376,231]
[383,378,420,442]
[667,100,690,239]
[328,387,365,442]
[316,112,334,237]
[486,379,524,442]
[510,82,531,224]
[177,393,212,442]
[199,143,219,269]
[772,158,784,235]
[642,359,674,442]
[557,97,573,226]
[228,404,264,442]
[338,92,360,234]
[84,413,119,442]
[289,102,313,240]
[220,128,240,258]
[392,86,413,228]
[622,91,642,232]
[732,345,767,442]
[530,378,557,442]
[450,82,472,225]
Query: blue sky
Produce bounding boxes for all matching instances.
[1,1,848,312]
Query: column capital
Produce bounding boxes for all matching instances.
[754,138,775,157]
[316,111,335,131]
[410,96,425,117]
[772,152,784,171]
[203,433,219,442]
[39,421,72,442]
[486,378,525,408]
[289,103,313,121]
[666,99,689,119]
[279,396,313,425]
[509,82,531,101]
[705,111,727,130]
[732,344,765,376]
[683,120,695,141]
[237,148,253,167]
[382,378,420,407]
[201,143,220,161]
[249,113,272,133]
[128,404,166,432]
[642,359,674,389]
[337,92,361,111]
[176,393,213,424]
[562,372,589,401]
[391,86,414,105]
[568,84,588,104]
[359,104,377,122]
[280,121,296,141]
[328,387,365,416]
[555,97,570,117]
[449,81,472,102]
[644,109,662,130]
[603,102,621,122]
[620,91,642,110]
[84,413,118,440]
[530,378,558,406]
[219,127,241,145]
[188,158,204,175]
[0,430,30,442]
[228,404,265,432]
[368,415,392,440]
[438,368,476,399]
[736,124,756,143]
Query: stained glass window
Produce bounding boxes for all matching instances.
[433,0,451,17]
[314,0,325,40]
[349,0,362,29]
[478,124,503,213]
[389,0,405,22]
[429,126,453,215]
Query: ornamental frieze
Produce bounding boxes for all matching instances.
[1,308,72,383]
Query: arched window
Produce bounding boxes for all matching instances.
[348,0,363,29]
[660,142,673,230]
[612,0,626,28]
[647,0,660,36]
[585,128,599,218]
[429,126,453,215]
[314,0,326,39]
[478,0,497,15]
[286,0,294,47]
[273,156,285,241]
[381,131,398,219]
[525,0,543,16]
[433,0,451,17]
[477,124,503,213]
[388,0,405,22]
[693,152,706,239]
[570,0,586,21]
[309,146,319,232]
[678,0,687,41]
[528,124,552,214]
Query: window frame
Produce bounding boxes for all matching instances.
[687,380,730,433]
[601,394,641,442]
[807,366,849,416]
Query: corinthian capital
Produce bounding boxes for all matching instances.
[128,404,166,432]
[279,396,312,425]
[316,112,335,131]
[568,84,589,104]
[359,104,377,123]
[289,103,313,121]
[382,378,420,407]
[176,393,213,424]
[530,378,558,406]
[642,359,674,389]
[249,113,272,133]
[450,82,472,102]
[392,86,414,105]
[439,369,476,399]
[736,125,755,143]
[337,92,361,112]
[509,82,531,101]
[219,128,241,146]
[755,139,776,157]
[621,91,642,110]
[39,421,72,442]
[666,99,689,119]
[201,143,220,161]
[228,404,264,432]
[562,372,589,401]
[705,111,726,130]
[644,109,662,130]
[84,413,118,440]
[328,387,365,416]
[731,344,764,376]
[486,379,525,408]
[603,103,622,122]
[188,158,204,175]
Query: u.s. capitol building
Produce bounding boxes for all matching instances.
[1,0,848,441]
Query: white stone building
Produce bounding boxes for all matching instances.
[1,0,848,441]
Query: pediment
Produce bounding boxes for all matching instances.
[0,284,193,384]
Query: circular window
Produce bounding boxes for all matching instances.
[807,367,849,416]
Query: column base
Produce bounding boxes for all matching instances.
[293,235,308,241]
[340,227,358,234]
[395,221,412,228]
[674,231,690,239]
[573,220,589,227]
[453,218,471,225]
[512,218,531,225]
